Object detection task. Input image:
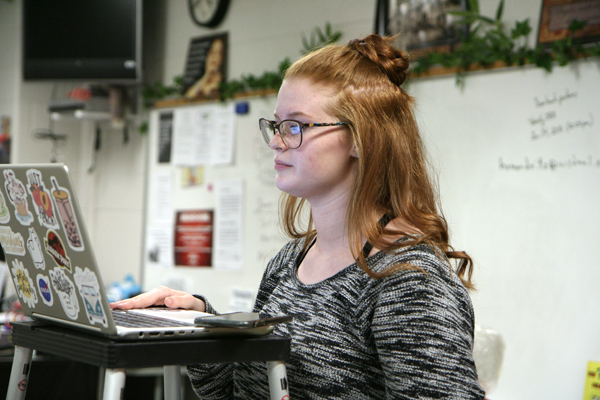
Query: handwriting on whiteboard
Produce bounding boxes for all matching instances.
[500,86,599,172]
[529,89,595,141]
[499,155,600,171]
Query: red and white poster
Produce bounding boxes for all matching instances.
[174,209,213,267]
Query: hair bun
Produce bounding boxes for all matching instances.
[348,34,410,86]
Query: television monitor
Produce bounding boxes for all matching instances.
[22,0,142,82]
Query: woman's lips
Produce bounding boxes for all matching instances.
[274,159,291,170]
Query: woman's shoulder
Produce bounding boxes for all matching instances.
[366,238,476,319]
[369,238,468,295]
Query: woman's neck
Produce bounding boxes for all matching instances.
[296,196,357,284]
[309,194,352,251]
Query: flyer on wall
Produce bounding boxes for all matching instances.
[174,209,213,267]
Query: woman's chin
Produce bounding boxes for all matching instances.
[275,180,289,194]
[275,179,299,197]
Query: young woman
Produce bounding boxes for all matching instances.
[112,34,485,399]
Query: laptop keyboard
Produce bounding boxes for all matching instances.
[112,310,193,328]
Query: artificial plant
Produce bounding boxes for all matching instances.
[411,0,600,85]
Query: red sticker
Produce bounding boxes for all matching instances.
[44,230,71,271]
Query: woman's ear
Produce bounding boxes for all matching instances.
[350,144,359,158]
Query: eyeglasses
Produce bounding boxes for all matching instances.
[259,118,348,149]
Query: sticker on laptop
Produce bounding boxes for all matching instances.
[74,267,108,327]
[26,169,60,230]
[36,273,54,306]
[49,177,84,252]
[0,225,26,256]
[3,169,34,226]
[44,230,71,272]
[49,267,80,320]
[27,227,46,269]
[11,259,38,309]
[0,190,10,224]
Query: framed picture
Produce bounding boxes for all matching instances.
[537,0,600,46]
[182,32,228,100]
[386,0,468,58]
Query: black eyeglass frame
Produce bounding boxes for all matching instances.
[259,118,348,149]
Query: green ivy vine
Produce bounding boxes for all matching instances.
[411,0,600,85]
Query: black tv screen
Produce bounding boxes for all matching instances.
[22,0,141,82]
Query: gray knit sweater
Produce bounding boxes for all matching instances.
[188,238,485,399]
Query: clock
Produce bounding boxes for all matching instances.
[188,0,230,28]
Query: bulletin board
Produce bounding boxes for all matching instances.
[143,95,287,313]
[407,59,600,399]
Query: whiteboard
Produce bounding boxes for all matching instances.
[143,95,287,312]
[408,59,600,399]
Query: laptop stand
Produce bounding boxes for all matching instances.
[6,321,291,400]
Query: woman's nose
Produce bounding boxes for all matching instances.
[269,130,287,150]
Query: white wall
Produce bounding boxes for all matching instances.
[159,1,376,80]
[0,0,148,288]
[0,1,19,150]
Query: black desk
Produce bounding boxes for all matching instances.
[6,321,291,400]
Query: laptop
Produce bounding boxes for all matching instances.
[0,163,270,340]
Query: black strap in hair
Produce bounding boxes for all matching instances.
[361,213,394,259]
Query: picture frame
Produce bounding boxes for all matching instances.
[537,0,600,46]
[386,0,469,58]
[182,32,228,100]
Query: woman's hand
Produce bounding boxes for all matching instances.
[109,286,206,312]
